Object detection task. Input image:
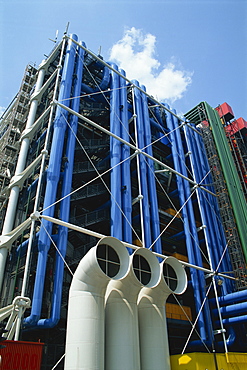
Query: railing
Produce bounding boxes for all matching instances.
[72,161,108,174]
[70,208,109,228]
[71,183,106,201]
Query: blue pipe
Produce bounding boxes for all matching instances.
[217,290,247,305]
[165,105,212,344]
[213,301,247,318]
[16,233,39,255]
[154,106,171,146]
[171,111,215,343]
[110,64,122,240]
[141,85,162,254]
[37,42,85,328]
[188,134,219,258]
[149,118,165,132]
[191,124,234,292]
[119,70,132,245]
[195,129,233,272]
[219,314,247,325]
[152,105,168,130]
[165,153,173,160]
[171,113,203,266]
[81,63,110,103]
[169,112,203,264]
[81,83,95,95]
[214,276,229,297]
[16,233,59,257]
[172,230,186,240]
[183,121,239,348]
[26,171,47,197]
[81,83,109,104]
[168,189,178,197]
[153,105,163,126]
[216,326,236,349]
[185,122,233,289]
[185,126,219,269]
[98,63,110,91]
[190,327,236,351]
[24,34,78,327]
[132,81,152,248]
[96,199,110,211]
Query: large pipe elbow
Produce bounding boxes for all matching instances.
[70,237,129,294]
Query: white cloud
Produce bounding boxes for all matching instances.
[109,27,193,103]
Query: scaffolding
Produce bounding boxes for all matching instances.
[201,122,247,289]
[0,65,37,230]
[185,103,247,289]
[224,123,247,200]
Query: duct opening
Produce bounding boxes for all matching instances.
[163,263,178,291]
[64,237,130,370]
[162,257,187,295]
[96,243,120,278]
[96,236,130,280]
[133,254,152,285]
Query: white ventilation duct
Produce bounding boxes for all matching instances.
[104,247,161,370]
[64,236,129,370]
[137,256,187,370]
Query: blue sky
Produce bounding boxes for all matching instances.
[1,0,246,120]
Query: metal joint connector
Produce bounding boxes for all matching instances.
[30,211,40,221]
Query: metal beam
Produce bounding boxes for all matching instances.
[39,214,235,281]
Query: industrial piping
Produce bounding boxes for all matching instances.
[0,39,64,292]
[119,69,132,245]
[183,119,238,349]
[110,64,123,241]
[212,290,247,328]
[183,120,232,284]
[64,237,188,370]
[165,105,212,345]
[81,60,110,102]
[213,301,247,318]
[0,63,46,291]
[37,41,85,327]
[138,256,187,370]
[216,289,247,305]
[64,236,130,370]
[132,81,152,248]
[105,247,160,370]
[141,87,162,254]
[24,35,78,327]
[173,109,214,345]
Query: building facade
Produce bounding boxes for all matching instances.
[0,33,247,369]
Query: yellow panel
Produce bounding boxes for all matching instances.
[166,303,192,321]
[170,352,247,370]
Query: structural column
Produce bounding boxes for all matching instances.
[0,65,46,292]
